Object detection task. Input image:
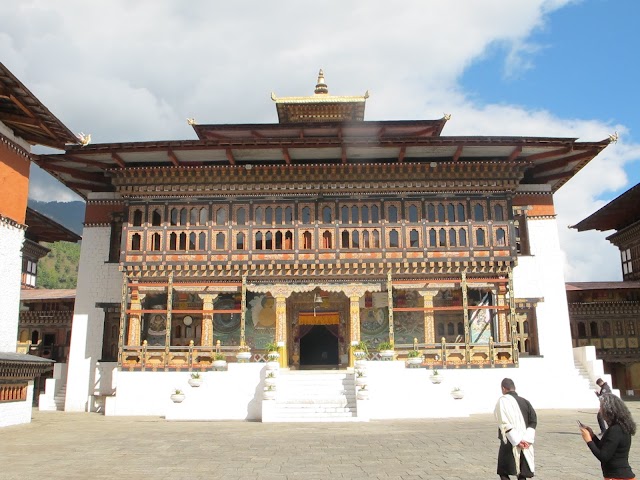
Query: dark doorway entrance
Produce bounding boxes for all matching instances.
[300,325,339,367]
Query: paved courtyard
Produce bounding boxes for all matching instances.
[2,403,640,480]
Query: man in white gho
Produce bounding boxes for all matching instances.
[494,378,537,479]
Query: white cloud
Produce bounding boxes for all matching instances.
[1,0,637,281]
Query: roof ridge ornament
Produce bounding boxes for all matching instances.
[443,113,452,121]
[314,69,329,95]
[76,132,91,147]
[608,131,619,143]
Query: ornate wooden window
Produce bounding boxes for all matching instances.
[473,203,485,221]
[341,206,349,223]
[284,231,293,249]
[352,206,359,223]
[189,233,197,250]
[449,228,457,247]
[475,228,486,247]
[439,228,447,247]
[427,204,436,222]
[629,321,636,336]
[275,231,283,249]
[459,228,468,247]
[447,323,455,335]
[322,230,332,248]
[362,205,369,223]
[603,321,611,336]
[255,232,263,249]
[457,203,466,221]
[389,229,399,248]
[372,230,380,248]
[131,233,141,250]
[371,205,380,223]
[447,204,455,222]
[190,208,198,225]
[513,212,530,255]
[578,322,586,337]
[622,248,633,276]
[437,204,445,222]
[180,208,187,225]
[302,231,312,249]
[170,208,179,226]
[495,228,506,246]
[169,232,177,250]
[199,207,208,226]
[388,205,398,223]
[352,230,360,248]
[363,230,370,248]
[108,213,123,262]
[179,232,187,250]
[322,207,332,223]
[265,232,273,249]
[151,209,162,226]
[590,321,599,337]
[265,207,273,224]
[341,231,349,248]
[215,207,227,225]
[236,233,245,250]
[151,233,161,251]
[408,205,419,223]
[198,232,206,250]
[301,206,311,224]
[615,321,624,336]
[216,232,225,249]
[285,207,293,223]
[409,229,419,247]
[236,207,246,226]
[132,209,143,226]
[429,228,437,247]
[255,207,263,224]
[493,204,505,221]
[275,207,283,224]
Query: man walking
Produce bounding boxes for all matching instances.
[494,378,537,479]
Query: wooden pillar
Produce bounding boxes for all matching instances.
[349,293,361,368]
[387,272,394,346]
[164,273,173,370]
[118,274,129,367]
[508,269,519,365]
[275,295,288,368]
[127,287,142,346]
[240,274,247,347]
[419,290,439,344]
[198,293,219,347]
[462,270,470,364]
[497,285,508,343]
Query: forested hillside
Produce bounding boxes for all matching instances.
[36,241,81,289]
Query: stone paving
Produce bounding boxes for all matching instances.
[2,403,640,479]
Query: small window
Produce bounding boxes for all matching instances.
[323,207,332,223]
[496,228,506,246]
[628,321,636,336]
[255,207,263,224]
[302,207,311,224]
[447,323,454,335]
[285,207,293,223]
[216,232,225,249]
[341,231,350,248]
[372,230,380,248]
[437,204,445,222]
[475,229,486,246]
[351,206,359,223]
[236,233,245,250]
[437,323,444,336]
[429,228,437,247]
[170,208,178,226]
[362,206,369,223]
[132,210,143,226]
[151,233,161,251]
[255,232,263,250]
[275,207,283,225]
[237,208,246,226]
[590,321,599,337]
[457,203,465,221]
[389,229,399,248]
[494,204,504,221]
[603,321,611,336]
[474,204,485,221]
[410,229,419,247]
[408,205,418,222]
[189,232,197,250]
[180,208,187,226]
[388,205,398,223]
[275,231,283,250]
[198,232,206,250]
[216,208,227,225]
[284,231,293,249]
[427,204,436,222]
[169,232,177,250]
[190,208,198,225]
[265,231,273,250]
[341,206,349,223]
[131,233,141,250]
[152,210,162,226]
[449,228,457,247]
[352,231,360,248]
[179,232,187,250]
[363,231,370,248]
[459,229,468,247]
[199,207,208,226]
[439,228,447,247]
[371,205,380,223]
[265,207,273,224]
[322,230,332,248]
[447,204,455,222]
[303,231,312,249]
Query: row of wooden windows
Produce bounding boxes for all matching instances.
[131,202,508,227]
[576,320,637,338]
[131,226,508,252]
[0,384,27,403]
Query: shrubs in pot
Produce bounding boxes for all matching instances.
[170,388,185,403]
[451,387,464,400]
[213,353,227,370]
[236,345,251,363]
[263,384,276,400]
[377,341,394,360]
[406,349,423,366]
[429,368,443,384]
[352,340,369,360]
[265,341,280,361]
[188,372,202,387]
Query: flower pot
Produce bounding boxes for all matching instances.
[170,393,185,403]
[356,389,369,400]
[407,357,423,366]
[266,360,280,370]
[451,390,464,400]
[188,378,202,388]
[267,351,280,361]
[236,352,251,362]
[263,389,276,400]
[265,376,277,387]
[213,360,227,370]
[380,350,394,360]
[355,376,367,387]
[353,350,366,360]
[430,374,443,384]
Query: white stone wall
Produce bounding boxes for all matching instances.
[65,224,121,412]
[0,381,34,428]
[513,214,575,368]
[0,221,24,352]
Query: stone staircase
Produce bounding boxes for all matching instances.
[264,370,361,422]
[53,384,66,411]
[574,360,597,390]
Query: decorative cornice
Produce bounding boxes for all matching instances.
[0,213,27,231]
[0,130,32,161]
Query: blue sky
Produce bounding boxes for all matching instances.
[1,0,638,281]
[461,0,640,193]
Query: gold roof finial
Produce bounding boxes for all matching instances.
[314,69,329,95]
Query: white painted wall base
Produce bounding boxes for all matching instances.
[0,381,34,428]
[39,363,68,411]
[573,346,619,397]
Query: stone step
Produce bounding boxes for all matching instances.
[274,406,356,414]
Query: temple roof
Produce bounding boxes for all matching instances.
[566,281,640,291]
[571,182,640,232]
[0,62,78,149]
[271,70,369,123]
[25,207,82,243]
[20,288,76,302]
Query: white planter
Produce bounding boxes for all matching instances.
[355,359,367,369]
[263,389,276,400]
[430,374,443,384]
[353,350,366,360]
[267,351,280,361]
[188,377,202,387]
[213,359,227,369]
[356,389,369,400]
[451,390,464,400]
[407,357,423,366]
[266,361,280,370]
[355,376,367,387]
[170,393,185,403]
[380,350,394,360]
[265,376,277,387]
[236,352,251,362]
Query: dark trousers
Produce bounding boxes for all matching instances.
[597,411,608,433]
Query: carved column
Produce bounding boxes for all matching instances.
[127,289,144,346]
[275,294,288,368]
[198,294,219,347]
[419,290,439,344]
[341,284,370,367]
[387,272,394,346]
[497,285,508,343]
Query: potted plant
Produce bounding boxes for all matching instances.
[265,341,280,361]
[430,368,443,384]
[188,372,202,387]
[263,384,276,400]
[265,370,277,387]
[170,388,185,403]
[236,345,251,362]
[351,340,369,360]
[451,386,464,400]
[213,353,227,370]
[406,349,423,366]
[377,341,394,360]
[356,385,369,400]
[355,369,367,387]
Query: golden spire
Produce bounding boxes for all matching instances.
[314,69,329,95]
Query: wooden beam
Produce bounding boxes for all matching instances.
[535,170,573,182]
[9,94,35,118]
[531,150,597,175]
[508,146,522,161]
[452,144,463,161]
[112,153,126,168]
[225,148,236,165]
[167,148,181,166]
[398,146,406,163]
[203,131,230,141]
[63,180,112,192]
[524,146,572,162]
[63,154,112,169]
[377,127,386,138]
[0,112,39,126]
[37,162,110,183]
[341,145,347,164]
[282,147,291,164]
[250,130,265,139]
[414,126,437,137]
